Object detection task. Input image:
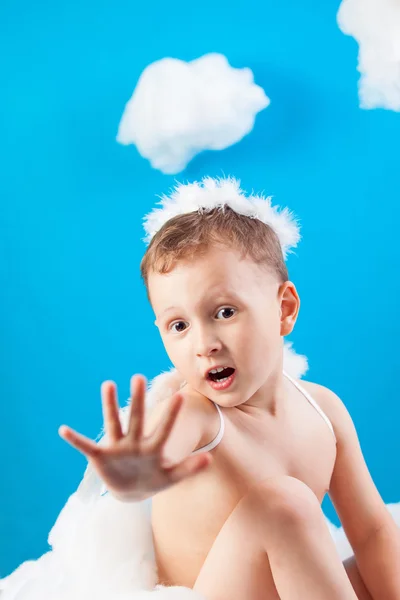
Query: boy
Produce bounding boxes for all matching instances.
[60,177,400,599]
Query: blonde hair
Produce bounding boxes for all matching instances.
[140,206,288,293]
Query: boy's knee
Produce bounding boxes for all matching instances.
[248,475,321,526]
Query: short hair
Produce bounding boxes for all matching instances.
[140,206,288,292]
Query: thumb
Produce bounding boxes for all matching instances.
[167,453,212,484]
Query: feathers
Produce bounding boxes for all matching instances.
[143,176,301,260]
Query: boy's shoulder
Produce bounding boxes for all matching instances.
[295,378,352,440]
[297,378,340,405]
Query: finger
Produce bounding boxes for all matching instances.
[101,381,123,443]
[58,425,101,458]
[127,374,146,442]
[150,393,184,451]
[167,453,212,484]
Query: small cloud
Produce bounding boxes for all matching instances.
[338,0,400,111]
[116,53,270,174]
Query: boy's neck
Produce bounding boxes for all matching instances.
[240,359,286,416]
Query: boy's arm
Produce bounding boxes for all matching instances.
[144,387,215,467]
[324,387,400,600]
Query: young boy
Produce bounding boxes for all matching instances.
[59,177,400,600]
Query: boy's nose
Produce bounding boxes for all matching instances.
[196,346,221,358]
[195,334,223,358]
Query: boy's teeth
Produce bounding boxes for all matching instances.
[210,367,226,374]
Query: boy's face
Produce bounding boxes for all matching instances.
[149,246,297,407]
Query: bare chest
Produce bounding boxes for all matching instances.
[152,397,337,587]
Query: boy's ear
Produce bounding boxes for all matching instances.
[279,281,300,336]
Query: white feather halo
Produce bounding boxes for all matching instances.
[142,176,301,260]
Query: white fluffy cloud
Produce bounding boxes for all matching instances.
[116,53,270,174]
[338,0,400,111]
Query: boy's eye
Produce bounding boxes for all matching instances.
[216,307,236,320]
[168,309,236,332]
[170,321,188,333]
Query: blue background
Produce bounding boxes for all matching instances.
[1,0,399,577]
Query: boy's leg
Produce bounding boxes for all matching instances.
[193,476,358,600]
[344,556,373,600]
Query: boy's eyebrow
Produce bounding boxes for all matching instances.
[159,306,180,318]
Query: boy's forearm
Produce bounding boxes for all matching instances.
[355,521,400,600]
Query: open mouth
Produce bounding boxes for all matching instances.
[207,366,235,383]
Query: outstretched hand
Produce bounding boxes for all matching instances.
[58,375,212,502]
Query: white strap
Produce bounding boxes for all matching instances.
[283,371,337,443]
[192,401,225,455]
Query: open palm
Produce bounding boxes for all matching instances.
[58,375,211,502]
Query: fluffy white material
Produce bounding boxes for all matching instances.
[2,352,398,599]
[337,0,400,111]
[143,177,300,260]
[2,489,399,600]
[283,341,308,379]
[116,53,270,173]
